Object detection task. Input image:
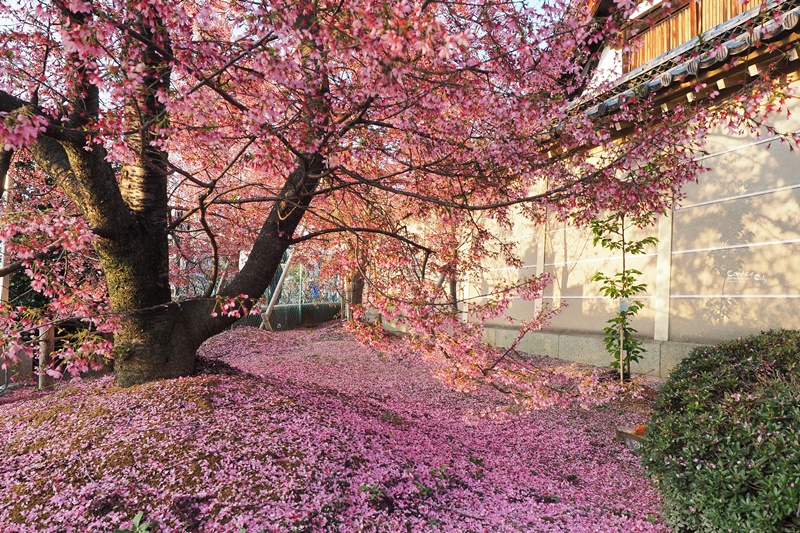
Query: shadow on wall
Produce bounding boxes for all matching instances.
[701,185,756,326]
[543,219,658,338]
[670,137,800,343]
[474,225,543,327]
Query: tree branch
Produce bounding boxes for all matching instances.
[0,150,13,197]
[290,226,434,256]
[0,244,62,278]
[0,90,85,144]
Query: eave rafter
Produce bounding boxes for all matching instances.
[559,0,800,137]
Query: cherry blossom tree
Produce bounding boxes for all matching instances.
[0,0,791,387]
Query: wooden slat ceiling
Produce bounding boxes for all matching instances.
[627,0,764,70]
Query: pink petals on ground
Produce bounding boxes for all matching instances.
[0,323,665,532]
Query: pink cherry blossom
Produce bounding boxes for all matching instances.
[0,323,665,532]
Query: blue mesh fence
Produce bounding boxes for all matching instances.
[231,256,342,330]
[231,303,342,330]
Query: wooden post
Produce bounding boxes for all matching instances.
[621,217,626,384]
[298,265,303,326]
[0,169,11,308]
[1,163,13,385]
[0,240,8,306]
[38,326,55,390]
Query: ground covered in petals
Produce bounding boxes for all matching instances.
[0,323,665,532]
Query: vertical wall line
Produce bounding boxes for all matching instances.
[534,223,546,317]
[654,211,674,341]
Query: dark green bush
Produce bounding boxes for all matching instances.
[641,330,800,533]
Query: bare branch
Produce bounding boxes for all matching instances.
[290,226,434,256]
[199,196,220,299]
[187,34,278,96]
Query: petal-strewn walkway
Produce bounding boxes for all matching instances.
[0,323,666,532]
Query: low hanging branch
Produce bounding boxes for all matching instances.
[0,245,63,279]
[0,0,793,392]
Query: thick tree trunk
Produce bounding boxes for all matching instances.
[2,5,331,387]
[345,270,365,320]
[351,270,365,306]
[96,225,194,386]
[108,155,323,386]
[111,307,200,387]
[449,277,458,312]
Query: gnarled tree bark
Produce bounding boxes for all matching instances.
[0,4,330,386]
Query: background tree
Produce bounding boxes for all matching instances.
[0,0,791,387]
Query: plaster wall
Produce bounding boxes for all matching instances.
[478,86,800,376]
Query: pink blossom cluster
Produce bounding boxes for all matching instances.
[0,109,48,151]
[1,323,665,532]
[210,294,262,319]
[339,266,643,409]
[0,169,114,378]
[1,0,797,387]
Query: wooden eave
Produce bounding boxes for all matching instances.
[564,0,800,134]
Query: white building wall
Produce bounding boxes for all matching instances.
[479,86,800,376]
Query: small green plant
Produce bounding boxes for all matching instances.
[358,483,386,501]
[429,465,449,479]
[467,455,483,467]
[641,330,800,532]
[415,480,436,499]
[468,455,486,479]
[114,511,156,533]
[589,212,658,381]
[379,409,404,425]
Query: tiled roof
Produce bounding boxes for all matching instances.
[571,0,800,121]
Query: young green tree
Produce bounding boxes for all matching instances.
[590,212,658,382]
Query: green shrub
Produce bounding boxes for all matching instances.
[640,330,800,533]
